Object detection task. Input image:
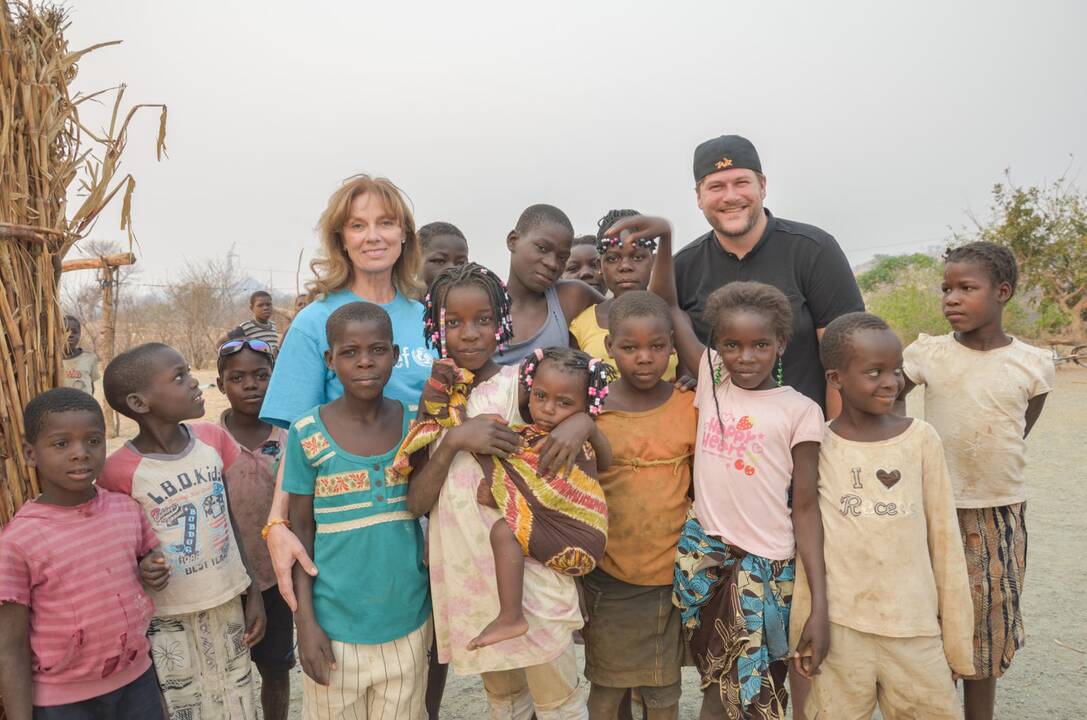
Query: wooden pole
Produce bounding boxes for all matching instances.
[98,263,120,436]
[61,252,135,272]
[60,252,134,437]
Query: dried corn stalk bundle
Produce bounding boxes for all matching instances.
[0,1,166,528]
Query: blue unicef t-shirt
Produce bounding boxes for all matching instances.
[261,289,435,428]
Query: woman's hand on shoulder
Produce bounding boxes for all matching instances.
[448,414,521,458]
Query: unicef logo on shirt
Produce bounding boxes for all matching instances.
[413,348,434,367]
[395,346,436,369]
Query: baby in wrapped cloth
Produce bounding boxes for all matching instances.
[392,349,614,649]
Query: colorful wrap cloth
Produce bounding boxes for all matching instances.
[673,512,794,720]
[391,359,608,576]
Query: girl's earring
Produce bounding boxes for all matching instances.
[712,358,723,386]
[775,355,784,387]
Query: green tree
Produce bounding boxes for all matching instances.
[858,256,946,344]
[857,253,940,293]
[959,172,1087,340]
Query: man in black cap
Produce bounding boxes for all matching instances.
[674,134,863,415]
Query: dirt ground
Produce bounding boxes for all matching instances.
[106,366,1087,718]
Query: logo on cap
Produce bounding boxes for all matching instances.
[715,157,733,170]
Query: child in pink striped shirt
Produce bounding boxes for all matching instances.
[0,388,167,720]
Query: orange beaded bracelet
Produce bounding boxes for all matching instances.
[261,518,290,541]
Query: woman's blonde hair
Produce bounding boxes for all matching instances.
[306,174,423,300]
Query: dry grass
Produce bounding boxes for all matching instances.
[0,0,166,526]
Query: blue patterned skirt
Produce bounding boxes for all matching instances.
[672,512,794,720]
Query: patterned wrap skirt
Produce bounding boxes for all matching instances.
[672,512,794,720]
[958,501,1028,679]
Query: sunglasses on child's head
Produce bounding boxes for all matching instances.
[218,339,274,358]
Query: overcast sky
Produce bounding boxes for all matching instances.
[63,0,1087,295]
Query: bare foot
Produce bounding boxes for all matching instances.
[467,615,529,650]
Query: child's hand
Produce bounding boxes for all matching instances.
[139,550,170,591]
[451,414,520,458]
[243,589,267,647]
[600,215,672,245]
[792,613,830,679]
[476,480,499,508]
[298,617,337,686]
[539,413,593,477]
[673,374,697,392]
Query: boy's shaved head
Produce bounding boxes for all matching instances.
[819,312,892,370]
[103,342,174,418]
[514,204,574,235]
[607,290,672,334]
[326,301,394,346]
[23,388,104,443]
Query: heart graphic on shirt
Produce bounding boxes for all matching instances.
[876,469,901,489]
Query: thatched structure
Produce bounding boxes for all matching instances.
[0,1,166,527]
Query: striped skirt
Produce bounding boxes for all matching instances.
[957,502,1028,679]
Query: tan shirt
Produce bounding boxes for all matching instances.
[903,333,1054,508]
[790,420,974,676]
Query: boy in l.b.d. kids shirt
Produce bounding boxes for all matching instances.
[100,342,266,720]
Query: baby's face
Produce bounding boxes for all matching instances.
[527,361,587,432]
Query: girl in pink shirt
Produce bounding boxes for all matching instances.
[612,215,830,720]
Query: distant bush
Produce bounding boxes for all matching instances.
[860,259,946,344]
[858,253,1049,345]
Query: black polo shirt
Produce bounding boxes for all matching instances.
[674,209,864,410]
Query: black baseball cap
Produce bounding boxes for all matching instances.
[693,135,762,182]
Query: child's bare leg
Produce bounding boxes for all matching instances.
[789,671,811,720]
[698,685,726,720]
[256,665,290,720]
[588,684,628,720]
[467,519,530,649]
[644,698,677,720]
[963,678,996,720]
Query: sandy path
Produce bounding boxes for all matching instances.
[108,367,1086,717]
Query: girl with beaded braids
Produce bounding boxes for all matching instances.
[569,209,684,382]
[603,215,829,720]
[465,347,614,649]
[394,263,614,711]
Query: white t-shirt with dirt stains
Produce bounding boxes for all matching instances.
[903,333,1054,508]
[62,351,100,393]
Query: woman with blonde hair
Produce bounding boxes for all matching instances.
[258,175,441,714]
[262,173,433,425]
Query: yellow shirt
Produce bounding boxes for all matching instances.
[790,420,974,676]
[569,305,679,382]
